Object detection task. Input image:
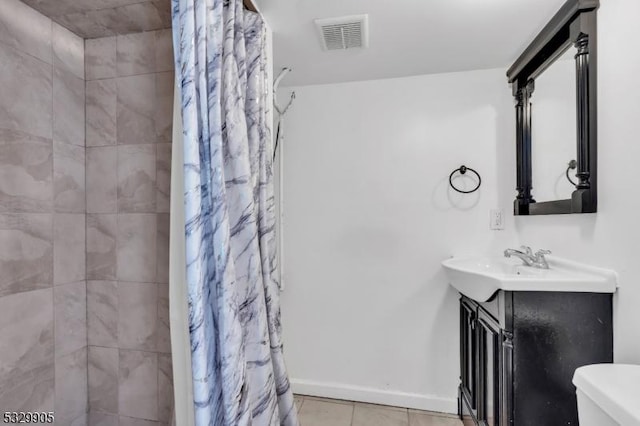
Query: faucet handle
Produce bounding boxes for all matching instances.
[520,246,533,255]
[534,249,551,268]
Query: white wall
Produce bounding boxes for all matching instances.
[279,68,513,412]
[278,0,640,413]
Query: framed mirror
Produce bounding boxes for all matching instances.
[507,0,599,215]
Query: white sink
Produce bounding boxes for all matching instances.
[442,255,617,302]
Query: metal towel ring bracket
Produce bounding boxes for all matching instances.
[566,159,577,186]
[449,165,481,194]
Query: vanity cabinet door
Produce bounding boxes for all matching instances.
[477,310,501,426]
[460,299,478,413]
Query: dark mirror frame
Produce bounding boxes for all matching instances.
[507,0,599,215]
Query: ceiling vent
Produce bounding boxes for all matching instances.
[314,14,369,51]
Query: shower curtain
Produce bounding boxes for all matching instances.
[171,0,298,425]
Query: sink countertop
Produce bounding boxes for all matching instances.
[442,255,618,302]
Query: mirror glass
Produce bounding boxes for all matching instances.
[531,47,577,202]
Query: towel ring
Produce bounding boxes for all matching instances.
[449,165,481,194]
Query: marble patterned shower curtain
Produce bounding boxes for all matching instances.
[171,0,298,425]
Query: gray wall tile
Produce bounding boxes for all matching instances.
[89,346,119,415]
[158,353,173,422]
[0,43,53,139]
[5,364,55,413]
[98,2,170,36]
[118,144,156,213]
[0,5,176,421]
[58,9,118,39]
[120,416,159,426]
[119,349,158,420]
[117,32,156,76]
[87,214,118,280]
[155,71,173,143]
[86,37,117,80]
[117,74,156,145]
[20,0,84,19]
[88,7,134,37]
[53,214,86,285]
[86,33,174,420]
[0,129,53,213]
[3,363,55,412]
[88,281,119,347]
[0,214,53,297]
[20,0,172,39]
[0,288,54,411]
[54,281,87,357]
[0,0,52,64]
[156,213,169,284]
[89,412,119,426]
[69,413,89,426]
[87,79,117,147]
[150,0,171,29]
[119,1,170,34]
[53,141,85,212]
[53,22,85,79]
[156,283,170,353]
[155,29,173,73]
[118,282,157,351]
[53,64,85,146]
[93,0,153,10]
[55,347,88,425]
[155,144,171,213]
[117,214,157,282]
[87,146,117,213]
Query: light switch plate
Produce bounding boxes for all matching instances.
[490,208,505,230]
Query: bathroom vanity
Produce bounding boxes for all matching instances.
[458,291,612,426]
[442,254,617,426]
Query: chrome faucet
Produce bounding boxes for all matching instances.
[504,246,551,269]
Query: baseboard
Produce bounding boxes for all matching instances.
[290,379,458,414]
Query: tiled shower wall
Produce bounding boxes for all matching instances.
[84,30,174,425]
[0,0,87,424]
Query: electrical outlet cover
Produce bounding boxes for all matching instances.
[490,208,505,230]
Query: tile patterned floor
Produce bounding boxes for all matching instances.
[294,395,463,426]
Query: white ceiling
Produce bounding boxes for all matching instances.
[255,0,568,87]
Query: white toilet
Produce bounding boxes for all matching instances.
[573,364,640,426]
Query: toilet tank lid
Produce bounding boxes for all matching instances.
[573,364,640,426]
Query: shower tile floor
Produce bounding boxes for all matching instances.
[294,395,463,426]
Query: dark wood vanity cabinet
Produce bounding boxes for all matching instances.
[458,291,612,426]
